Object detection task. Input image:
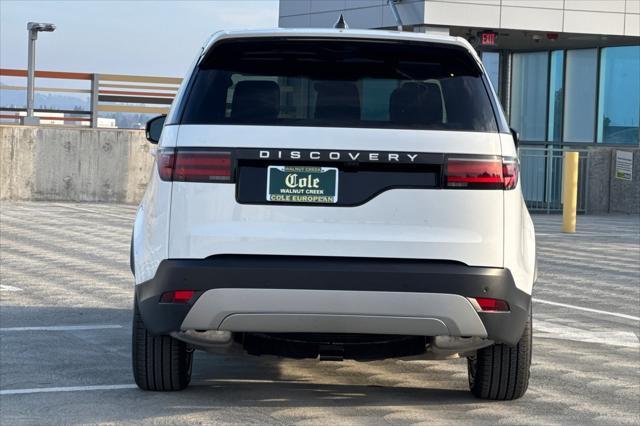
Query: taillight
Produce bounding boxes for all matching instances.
[157,150,232,182]
[157,150,175,181]
[445,157,518,190]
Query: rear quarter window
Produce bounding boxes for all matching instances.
[180,38,498,132]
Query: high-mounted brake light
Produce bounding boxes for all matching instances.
[157,150,232,182]
[445,157,518,190]
[468,297,510,312]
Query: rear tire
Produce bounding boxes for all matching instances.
[132,300,192,391]
[467,309,532,400]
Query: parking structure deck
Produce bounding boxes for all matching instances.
[1,202,638,425]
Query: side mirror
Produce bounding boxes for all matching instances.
[145,115,166,144]
[510,127,520,148]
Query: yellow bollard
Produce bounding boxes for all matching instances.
[562,151,579,233]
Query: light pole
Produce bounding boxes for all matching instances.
[22,22,56,126]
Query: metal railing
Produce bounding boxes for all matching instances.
[0,68,182,128]
[518,145,590,214]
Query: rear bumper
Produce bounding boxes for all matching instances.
[135,255,531,345]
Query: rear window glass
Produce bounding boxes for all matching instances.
[180,38,498,132]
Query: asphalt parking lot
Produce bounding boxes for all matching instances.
[1,201,638,425]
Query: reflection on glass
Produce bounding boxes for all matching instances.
[597,46,640,145]
[563,49,597,142]
[547,50,564,142]
[482,51,500,97]
[511,52,548,141]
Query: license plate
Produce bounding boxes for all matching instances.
[266,166,338,204]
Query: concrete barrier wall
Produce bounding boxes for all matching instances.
[0,125,154,204]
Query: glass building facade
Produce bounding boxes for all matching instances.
[510,52,548,142]
[482,45,640,146]
[597,46,640,145]
[547,50,564,142]
[564,49,598,143]
[482,45,639,212]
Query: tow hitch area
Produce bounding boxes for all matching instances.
[241,333,427,360]
[318,344,344,361]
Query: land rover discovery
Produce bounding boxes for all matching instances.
[131,28,536,400]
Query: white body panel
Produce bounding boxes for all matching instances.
[169,184,503,267]
[133,126,177,284]
[501,133,537,295]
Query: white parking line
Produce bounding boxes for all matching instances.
[0,384,137,396]
[536,233,637,238]
[535,320,639,348]
[0,284,23,292]
[534,298,640,321]
[0,325,123,332]
[53,203,134,220]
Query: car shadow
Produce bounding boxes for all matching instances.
[171,340,478,409]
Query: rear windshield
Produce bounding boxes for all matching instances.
[180,38,498,132]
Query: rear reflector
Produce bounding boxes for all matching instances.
[158,150,232,182]
[468,297,510,312]
[160,290,196,304]
[445,157,518,190]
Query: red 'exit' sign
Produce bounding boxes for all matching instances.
[481,32,496,46]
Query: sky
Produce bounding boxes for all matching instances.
[0,0,280,78]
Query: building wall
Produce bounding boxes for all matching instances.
[279,0,426,29]
[279,0,640,36]
[586,146,640,214]
[604,147,640,214]
[0,125,154,204]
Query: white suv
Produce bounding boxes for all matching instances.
[131,29,536,400]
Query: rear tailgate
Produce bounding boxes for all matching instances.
[168,125,503,267]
